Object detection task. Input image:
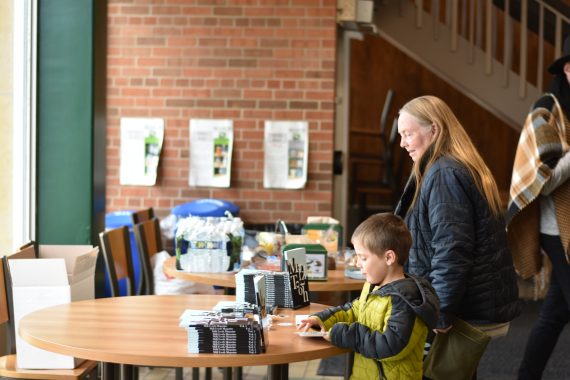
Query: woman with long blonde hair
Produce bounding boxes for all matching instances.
[403,96,502,216]
[394,95,521,379]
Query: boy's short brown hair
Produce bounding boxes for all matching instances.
[351,213,412,265]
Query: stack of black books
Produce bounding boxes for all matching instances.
[235,269,294,309]
[180,307,265,354]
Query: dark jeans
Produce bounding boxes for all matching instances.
[518,234,570,380]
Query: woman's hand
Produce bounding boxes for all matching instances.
[434,325,453,334]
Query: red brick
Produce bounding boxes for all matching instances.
[259,100,287,109]
[275,8,305,17]
[136,98,165,107]
[243,109,273,118]
[227,100,255,108]
[281,19,299,28]
[259,39,289,48]
[153,88,182,97]
[244,89,271,99]
[258,59,288,68]
[198,38,227,47]
[181,88,212,97]
[213,7,242,16]
[196,99,225,108]
[244,7,275,17]
[212,109,242,118]
[306,7,336,17]
[290,101,318,110]
[242,151,264,160]
[273,191,303,201]
[137,37,166,45]
[214,89,241,97]
[229,38,258,48]
[153,68,183,76]
[273,110,304,119]
[213,48,243,57]
[275,90,303,99]
[153,6,180,15]
[120,6,150,16]
[211,69,244,78]
[229,59,257,68]
[295,202,317,212]
[168,37,198,47]
[155,109,183,117]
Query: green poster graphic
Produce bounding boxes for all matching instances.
[213,133,230,177]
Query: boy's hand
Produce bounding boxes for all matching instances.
[297,316,325,332]
[322,331,331,342]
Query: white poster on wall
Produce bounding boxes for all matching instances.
[120,117,164,186]
[189,119,233,188]
[263,120,308,189]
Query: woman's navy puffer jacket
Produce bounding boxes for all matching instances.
[395,156,522,328]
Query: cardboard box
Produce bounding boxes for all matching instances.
[302,223,343,255]
[9,245,98,369]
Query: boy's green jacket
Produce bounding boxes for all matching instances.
[313,275,439,380]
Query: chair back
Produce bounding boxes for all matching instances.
[1,242,37,355]
[99,226,136,297]
[0,258,11,356]
[387,116,406,194]
[133,218,162,295]
[0,263,9,327]
[131,207,154,225]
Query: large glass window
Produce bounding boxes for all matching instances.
[0,0,35,253]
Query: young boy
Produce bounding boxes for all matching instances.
[298,213,439,380]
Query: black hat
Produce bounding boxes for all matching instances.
[548,36,570,74]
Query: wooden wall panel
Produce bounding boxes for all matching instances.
[349,34,520,204]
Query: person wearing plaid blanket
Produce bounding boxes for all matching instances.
[395,95,521,380]
[507,36,570,380]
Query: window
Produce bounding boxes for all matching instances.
[0,0,35,253]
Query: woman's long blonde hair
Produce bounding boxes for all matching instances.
[400,95,502,216]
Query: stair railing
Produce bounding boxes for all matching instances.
[407,0,570,98]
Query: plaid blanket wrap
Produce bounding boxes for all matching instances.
[506,93,570,278]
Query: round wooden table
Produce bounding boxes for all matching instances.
[163,256,365,292]
[19,295,347,379]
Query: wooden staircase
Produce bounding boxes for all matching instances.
[369,0,570,129]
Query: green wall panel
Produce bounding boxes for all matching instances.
[37,0,94,244]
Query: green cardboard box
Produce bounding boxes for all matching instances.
[281,243,328,281]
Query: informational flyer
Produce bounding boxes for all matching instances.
[189,119,233,188]
[120,117,164,186]
[263,121,308,189]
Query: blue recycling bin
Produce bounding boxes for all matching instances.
[104,210,142,297]
[172,198,240,218]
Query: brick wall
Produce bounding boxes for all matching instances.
[106,0,337,224]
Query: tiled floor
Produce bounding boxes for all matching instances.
[138,359,342,380]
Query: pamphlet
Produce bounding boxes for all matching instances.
[264,121,308,189]
[189,119,233,188]
[120,117,164,186]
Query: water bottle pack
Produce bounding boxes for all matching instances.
[175,216,244,273]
